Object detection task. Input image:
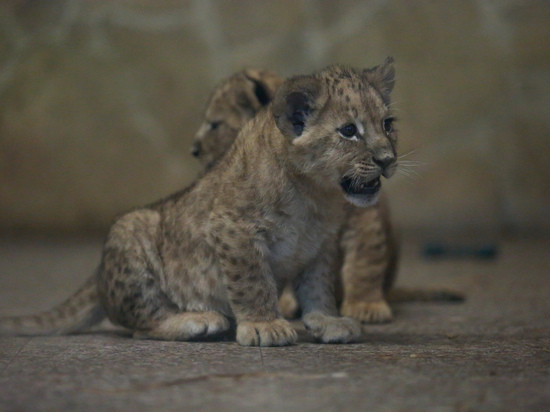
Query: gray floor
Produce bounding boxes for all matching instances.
[0,235,548,411]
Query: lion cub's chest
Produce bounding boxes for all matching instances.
[267,205,342,281]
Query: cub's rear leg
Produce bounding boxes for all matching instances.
[339,200,395,324]
[133,311,229,340]
[278,283,300,319]
[97,209,229,341]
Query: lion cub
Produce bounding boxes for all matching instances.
[0,60,398,346]
[193,67,398,323]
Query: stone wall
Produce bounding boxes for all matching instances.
[1,0,549,234]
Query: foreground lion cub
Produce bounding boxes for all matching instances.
[193,67,398,323]
[0,60,398,346]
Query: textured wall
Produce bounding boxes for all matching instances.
[0,0,549,234]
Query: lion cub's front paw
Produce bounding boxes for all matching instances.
[236,318,298,347]
[340,300,393,324]
[303,313,361,344]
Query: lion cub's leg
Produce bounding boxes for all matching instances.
[98,209,229,340]
[297,240,362,343]
[211,223,297,347]
[278,283,300,319]
[133,311,229,340]
[339,200,395,324]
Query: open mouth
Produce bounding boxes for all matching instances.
[340,176,381,196]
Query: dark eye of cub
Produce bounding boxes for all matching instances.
[210,121,221,130]
[339,123,357,138]
[383,118,394,135]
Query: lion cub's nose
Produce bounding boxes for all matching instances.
[373,154,395,171]
[191,142,202,157]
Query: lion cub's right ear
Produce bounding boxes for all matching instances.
[272,75,326,139]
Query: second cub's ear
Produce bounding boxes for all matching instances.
[272,75,326,139]
[243,69,283,107]
[234,69,282,118]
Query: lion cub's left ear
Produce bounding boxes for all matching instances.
[272,75,327,139]
[364,57,396,102]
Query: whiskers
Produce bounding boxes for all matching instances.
[396,163,421,180]
[397,149,417,160]
[386,100,403,111]
[354,162,378,179]
[395,150,427,181]
[350,148,428,183]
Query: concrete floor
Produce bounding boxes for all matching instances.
[0,235,548,411]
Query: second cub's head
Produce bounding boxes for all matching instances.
[272,58,398,207]
[192,69,283,172]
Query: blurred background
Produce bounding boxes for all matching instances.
[0,0,549,237]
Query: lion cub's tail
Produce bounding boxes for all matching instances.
[386,287,465,303]
[0,275,106,336]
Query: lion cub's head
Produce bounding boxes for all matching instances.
[192,69,283,171]
[272,58,398,207]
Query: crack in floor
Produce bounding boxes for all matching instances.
[1,338,30,373]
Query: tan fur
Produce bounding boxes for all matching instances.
[193,67,399,323]
[1,61,400,345]
[0,276,105,336]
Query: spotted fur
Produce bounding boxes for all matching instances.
[193,63,400,323]
[0,60,400,345]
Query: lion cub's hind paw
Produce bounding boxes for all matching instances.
[341,300,393,324]
[236,319,298,347]
[303,314,362,344]
[133,311,230,341]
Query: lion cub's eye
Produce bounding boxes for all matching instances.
[383,118,394,135]
[210,121,222,130]
[339,123,358,139]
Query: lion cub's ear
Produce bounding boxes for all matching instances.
[233,70,280,118]
[272,75,326,139]
[234,69,282,119]
[363,57,396,102]
[243,69,282,107]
